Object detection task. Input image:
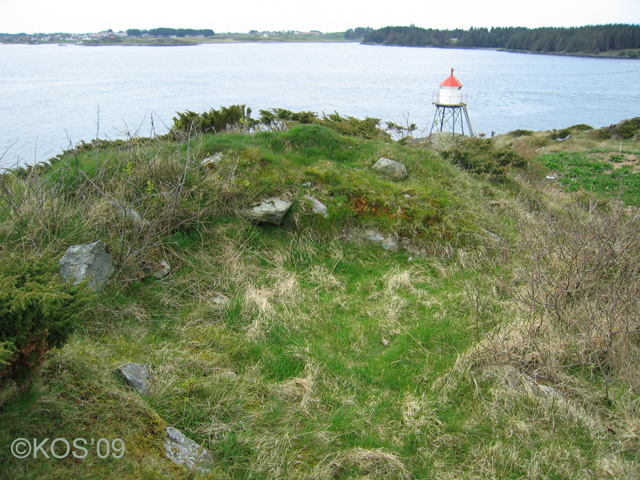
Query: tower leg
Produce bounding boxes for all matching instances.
[430,105,473,138]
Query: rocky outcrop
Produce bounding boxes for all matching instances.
[59,240,115,290]
[372,157,408,180]
[118,363,152,396]
[240,197,292,225]
[165,426,215,473]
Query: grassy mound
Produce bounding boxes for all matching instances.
[1,117,639,479]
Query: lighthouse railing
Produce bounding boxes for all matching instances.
[432,93,469,105]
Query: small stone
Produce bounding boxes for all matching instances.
[165,426,214,473]
[240,197,292,225]
[118,363,151,395]
[381,337,390,347]
[119,207,146,225]
[372,157,408,180]
[209,293,231,306]
[482,365,562,400]
[201,152,224,169]
[218,371,238,381]
[152,260,171,279]
[305,195,328,218]
[301,182,312,187]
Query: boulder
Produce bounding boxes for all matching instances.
[372,157,408,180]
[305,195,328,218]
[240,197,292,225]
[118,363,152,396]
[59,240,115,290]
[165,426,215,473]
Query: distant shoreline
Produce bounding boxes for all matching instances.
[4,37,638,59]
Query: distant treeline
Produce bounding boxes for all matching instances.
[126,28,215,38]
[362,24,640,55]
[344,27,373,40]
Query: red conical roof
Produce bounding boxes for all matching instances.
[440,68,463,87]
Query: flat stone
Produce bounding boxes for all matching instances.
[372,157,408,180]
[165,426,215,473]
[240,197,292,225]
[118,363,151,395]
[59,240,115,290]
[345,228,399,252]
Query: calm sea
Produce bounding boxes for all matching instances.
[1,42,639,168]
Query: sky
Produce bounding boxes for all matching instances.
[0,0,639,34]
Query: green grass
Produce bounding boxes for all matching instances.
[541,152,640,205]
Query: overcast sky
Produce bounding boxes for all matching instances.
[1,0,639,34]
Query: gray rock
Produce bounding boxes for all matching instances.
[372,157,408,180]
[201,152,224,169]
[240,197,292,225]
[305,195,328,218]
[118,363,151,395]
[165,426,214,473]
[59,240,115,290]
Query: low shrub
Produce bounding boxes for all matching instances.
[0,253,90,384]
[442,138,526,178]
[170,105,255,138]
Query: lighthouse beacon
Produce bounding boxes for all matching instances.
[437,68,464,106]
[430,68,474,138]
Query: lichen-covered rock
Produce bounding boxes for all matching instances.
[372,157,408,180]
[59,240,115,290]
[118,363,152,395]
[165,426,214,473]
[240,197,292,225]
